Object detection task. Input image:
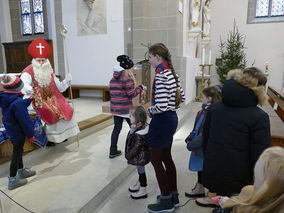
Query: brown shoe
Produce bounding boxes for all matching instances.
[185,183,205,198]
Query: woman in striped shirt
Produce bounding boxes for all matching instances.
[147,43,185,213]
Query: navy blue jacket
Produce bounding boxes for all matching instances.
[0,92,34,142]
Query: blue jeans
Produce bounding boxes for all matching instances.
[110,116,130,151]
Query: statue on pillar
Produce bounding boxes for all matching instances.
[203,0,211,38]
[190,0,202,32]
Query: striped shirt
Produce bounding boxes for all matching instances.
[148,68,185,115]
[110,67,143,115]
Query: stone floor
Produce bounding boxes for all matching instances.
[0,98,214,213]
[72,96,109,122]
[95,104,213,213]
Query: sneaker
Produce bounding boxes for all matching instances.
[128,181,140,192]
[8,176,27,190]
[196,197,219,208]
[185,183,205,198]
[131,187,147,199]
[148,195,174,213]
[156,191,179,208]
[109,149,122,159]
[17,168,36,179]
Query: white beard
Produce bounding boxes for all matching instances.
[32,59,53,88]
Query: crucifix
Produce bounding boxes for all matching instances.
[36,43,45,55]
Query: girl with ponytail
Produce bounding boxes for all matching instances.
[147,43,185,213]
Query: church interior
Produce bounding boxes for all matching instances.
[0,0,283,212]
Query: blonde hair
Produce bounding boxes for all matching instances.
[125,67,137,87]
[238,67,268,105]
[223,146,284,213]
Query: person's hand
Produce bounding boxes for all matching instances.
[141,85,147,91]
[65,73,72,83]
[147,110,152,118]
[211,196,222,206]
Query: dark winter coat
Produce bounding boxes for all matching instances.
[125,125,151,166]
[0,92,34,142]
[202,78,271,196]
[109,66,143,115]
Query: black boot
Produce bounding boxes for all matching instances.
[148,195,174,213]
[46,141,56,146]
[171,191,179,208]
[156,191,179,208]
[109,148,122,159]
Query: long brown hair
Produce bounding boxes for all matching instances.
[149,43,182,108]
[130,106,147,128]
[202,86,222,104]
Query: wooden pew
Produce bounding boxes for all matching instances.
[266,86,284,147]
[65,85,110,102]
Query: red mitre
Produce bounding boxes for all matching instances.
[28,38,51,58]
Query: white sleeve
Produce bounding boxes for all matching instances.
[20,73,36,113]
[53,75,69,93]
[20,72,34,98]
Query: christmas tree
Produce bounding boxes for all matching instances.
[217,22,247,84]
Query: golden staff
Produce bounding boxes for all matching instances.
[60,24,80,147]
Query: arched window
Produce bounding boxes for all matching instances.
[20,0,44,35]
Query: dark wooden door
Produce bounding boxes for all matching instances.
[3,40,54,73]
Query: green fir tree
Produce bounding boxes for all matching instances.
[217,22,247,85]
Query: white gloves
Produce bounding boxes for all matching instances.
[65,73,72,84]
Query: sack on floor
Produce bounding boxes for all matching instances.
[33,115,47,147]
[189,151,203,171]
[0,117,47,147]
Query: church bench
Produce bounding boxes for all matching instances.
[66,85,110,102]
[267,86,284,122]
[265,87,284,147]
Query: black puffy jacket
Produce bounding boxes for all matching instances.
[202,79,271,196]
[125,126,151,166]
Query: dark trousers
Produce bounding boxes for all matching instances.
[10,139,25,177]
[197,171,202,184]
[110,116,131,150]
[151,146,177,196]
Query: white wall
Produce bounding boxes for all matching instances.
[46,0,59,75]
[0,0,12,43]
[62,0,124,85]
[0,0,13,73]
[210,0,284,90]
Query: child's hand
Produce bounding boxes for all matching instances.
[141,85,147,91]
[27,136,35,142]
[147,110,152,118]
